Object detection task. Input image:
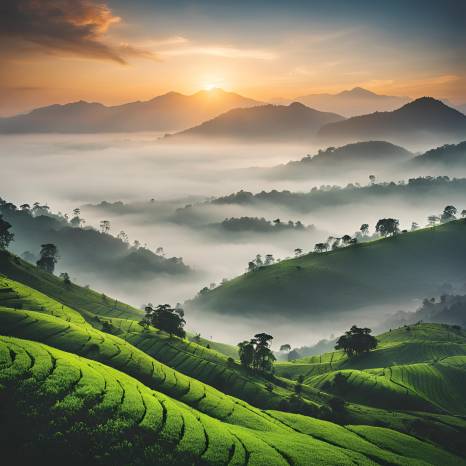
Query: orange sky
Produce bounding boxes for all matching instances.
[1,0,465,116]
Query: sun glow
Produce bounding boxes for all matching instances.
[203,83,217,91]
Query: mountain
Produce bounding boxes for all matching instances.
[318,97,466,146]
[0,88,261,133]
[273,140,412,178]
[0,249,465,464]
[413,141,466,166]
[168,102,345,141]
[190,219,466,319]
[294,87,410,117]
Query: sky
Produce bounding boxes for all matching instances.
[0,0,465,116]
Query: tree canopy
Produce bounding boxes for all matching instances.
[238,333,276,372]
[140,304,186,338]
[335,325,378,357]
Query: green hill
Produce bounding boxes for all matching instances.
[1,251,466,464]
[2,335,465,465]
[190,219,466,318]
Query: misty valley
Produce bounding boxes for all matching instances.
[1,2,466,464]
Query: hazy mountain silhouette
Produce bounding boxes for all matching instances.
[294,87,409,117]
[272,140,412,179]
[318,97,466,146]
[167,102,344,141]
[0,88,261,133]
[413,141,466,166]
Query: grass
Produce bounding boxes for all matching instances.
[3,335,455,465]
[1,250,466,464]
[191,219,466,316]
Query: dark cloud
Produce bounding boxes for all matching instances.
[0,0,155,64]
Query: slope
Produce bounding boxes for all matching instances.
[169,102,344,141]
[190,220,466,318]
[2,336,465,465]
[318,97,466,146]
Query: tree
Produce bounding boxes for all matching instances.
[411,222,419,231]
[280,344,291,352]
[341,234,352,245]
[248,261,256,272]
[375,218,399,236]
[0,215,14,250]
[427,215,440,227]
[100,220,111,234]
[335,325,377,357]
[156,247,165,256]
[238,333,275,372]
[294,248,303,257]
[19,203,30,212]
[255,254,263,267]
[314,242,327,253]
[36,243,58,273]
[461,209,466,218]
[264,254,275,265]
[59,272,71,286]
[142,304,186,338]
[369,175,376,185]
[238,340,255,368]
[360,224,369,235]
[117,230,129,243]
[440,205,457,223]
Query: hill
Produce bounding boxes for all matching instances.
[0,252,465,462]
[0,199,189,287]
[0,88,261,133]
[168,102,344,141]
[210,176,466,214]
[276,323,466,414]
[295,87,409,117]
[190,219,466,319]
[413,141,466,167]
[272,141,412,179]
[318,97,466,146]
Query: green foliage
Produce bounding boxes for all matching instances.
[335,325,378,357]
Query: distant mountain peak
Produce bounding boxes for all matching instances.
[338,87,378,97]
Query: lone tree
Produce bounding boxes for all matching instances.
[36,243,59,273]
[140,304,186,338]
[440,205,457,223]
[375,218,399,237]
[0,215,14,250]
[59,272,71,286]
[335,325,377,357]
[360,224,369,236]
[280,344,291,352]
[100,220,111,234]
[238,333,276,372]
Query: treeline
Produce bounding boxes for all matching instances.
[212,176,466,212]
[215,216,311,233]
[0,198,189,284]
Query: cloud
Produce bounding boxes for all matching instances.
[0,0,154,64]
[161,45,277,61]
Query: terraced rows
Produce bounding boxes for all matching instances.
[388,358,466,414]
[0,337,461,466]
[0,307,297,433]
[0,277,85,324]
[2,335,436,466]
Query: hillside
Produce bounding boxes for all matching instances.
[413,141,466,166]
[273,141,412,179]
[294,87,409,117]
[0,88,261,133]
[318,97,466,146]
[169,102,344,141]
[276,323,466,414]
[0,252,465,463]
[190,219,466,318]
[0,199,189,287]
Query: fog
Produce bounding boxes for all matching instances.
[1,133,465,347]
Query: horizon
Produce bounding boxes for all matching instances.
[1,0,465,116]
